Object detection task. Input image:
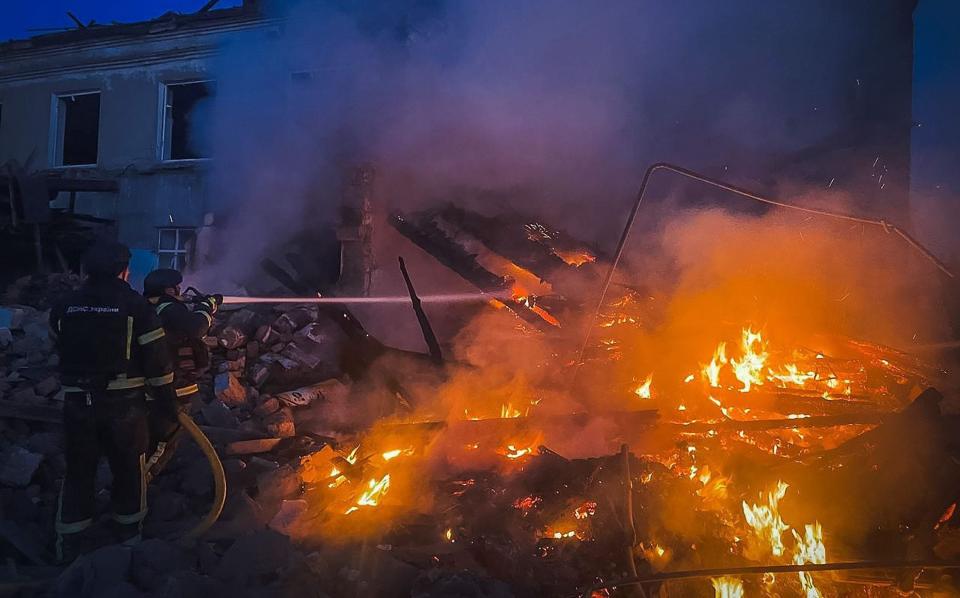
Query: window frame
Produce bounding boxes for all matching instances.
[156,227,197,270]
[49,90,102,168]
[156,79,215,163]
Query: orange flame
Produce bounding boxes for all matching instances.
[634,373,653,399]
[702,342,728,388]
[711,577,744,598]
[346,474,391,514]
[731,328,768,392]
[742,480,790,557]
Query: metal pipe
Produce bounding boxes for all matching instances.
[578,559,960,597]
[573,162,954,373]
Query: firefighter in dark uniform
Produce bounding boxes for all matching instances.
[50,242,179,561]
[142,269,220,474]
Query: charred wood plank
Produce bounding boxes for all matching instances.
[398,256,443,364]
[260,258,310,295]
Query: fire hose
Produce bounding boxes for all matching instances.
[175,411,227,541]
[145,412,226,542]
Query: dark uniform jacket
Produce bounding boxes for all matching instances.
[50,278,176,403]
[149,295,214,398]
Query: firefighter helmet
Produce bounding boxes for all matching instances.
[143,269,184,298]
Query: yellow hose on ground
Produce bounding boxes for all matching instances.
[177,412,227,542]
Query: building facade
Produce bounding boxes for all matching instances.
[0,5,272,278]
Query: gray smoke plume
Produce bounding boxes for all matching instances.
[197,0,903,289]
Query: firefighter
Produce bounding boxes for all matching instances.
[142,269,220,475]
[50,241,179,561]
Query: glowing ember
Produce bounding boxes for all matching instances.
[711,576,744,598]
[742,481,790,557]
[574,501,597,520]
[502,445,533,459]
[500,403,523,418]
[731,327,768,392]
[553,249,597,267]
[550,530,577,539]
[634,373,653,399]
[382,448,414,461]
[444,528,454,542]
[513,495,542,515]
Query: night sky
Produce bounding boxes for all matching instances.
[1,0,957,198]
[0,1,242,40]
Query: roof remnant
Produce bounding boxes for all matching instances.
[0,3,261,55]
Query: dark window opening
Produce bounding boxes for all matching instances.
[163,81,215,160]
[157,227,197,270]
[57,93,100,166]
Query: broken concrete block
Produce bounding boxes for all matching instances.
[253,397,280,418]
[55,544,132,597]
[273,308,313,334]
[33,375,60,397]
[274,384,323,408]
[9,386,40,403]
[279,321,344,374]
[245,341,260,361]
[225,438,283,456]
[221,458,247,476]
[264,408,295,438]
[249,361,272,388]
[228,309,260,332]
[218,327,247,351]
[214,372,247,408]
[214,530,292,584]
[268,499,308,536]
[148,491,186,522]
[23,431,62,456]
[179,458,214,498]
[0,328,12,349]
[298,445,336,484]
[256,464,301,502]
[200,399,239,429]
[0,307,25,331]
[247,456,279,474]
[130,538,191,591]
[254,325,279,345]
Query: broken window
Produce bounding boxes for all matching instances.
[157,227,196,270]
[160,81,215,160]
[53,92,100,166]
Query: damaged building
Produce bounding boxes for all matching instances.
[3,1,960,596]
[0,2,271,286]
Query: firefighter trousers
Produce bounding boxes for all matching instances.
[57,390,150,542]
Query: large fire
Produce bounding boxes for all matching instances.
[287,202,950,596]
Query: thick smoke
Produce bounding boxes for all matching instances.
[197,0,891,288]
